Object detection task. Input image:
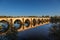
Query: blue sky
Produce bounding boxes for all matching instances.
[0,0,60,16]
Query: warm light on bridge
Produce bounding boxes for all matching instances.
[0,16,50,34]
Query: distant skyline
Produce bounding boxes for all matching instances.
[0,0,60,16]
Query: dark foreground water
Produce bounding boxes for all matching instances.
[17,23,53,40]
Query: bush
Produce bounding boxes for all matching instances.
[49,23,60,40]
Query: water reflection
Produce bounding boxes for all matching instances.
[0,22,9,32]
[0,23,53,40]
[17,23,51,40]
[14,20,22,29]
[49,23,60,40]
[24,19,30,27]
[0,22,60,40]
[14,23,20,29]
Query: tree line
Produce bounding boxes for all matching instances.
[50,16,60,23]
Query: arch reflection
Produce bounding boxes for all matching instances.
[32,19,36,26]
[14,20,22,29]
[0,20,9,33]
[24,19,30,27]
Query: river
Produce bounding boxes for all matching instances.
[17,23,53,40]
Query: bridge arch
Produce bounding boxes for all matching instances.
[44,19,47,23]
[32,19,37,26]
[0,17,50,32]
[0,20,10,34]
[23,17,31,30]
[24,19,30,27]
[37,19,41,25]
[14,19,23,30]
[12,18,24,31]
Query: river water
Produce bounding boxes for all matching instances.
[17,23,53,40]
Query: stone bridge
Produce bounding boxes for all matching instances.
[0,16,50,34]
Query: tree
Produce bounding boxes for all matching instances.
[6,27,18,40]
[49,24,60,40]
[0,27,18,40]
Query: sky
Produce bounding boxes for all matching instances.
[0,0,60,16]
